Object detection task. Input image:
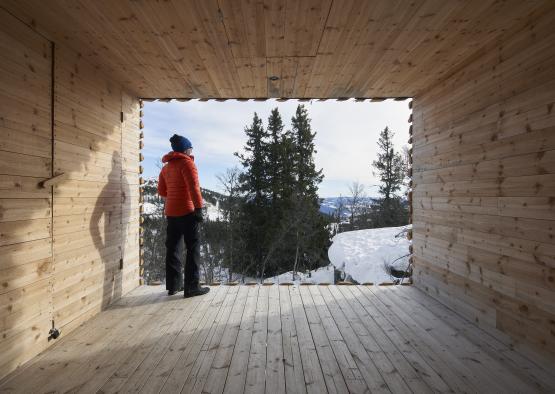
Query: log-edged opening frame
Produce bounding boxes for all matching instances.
[138,97,414,286]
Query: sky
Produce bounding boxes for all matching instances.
[143,99,410,198]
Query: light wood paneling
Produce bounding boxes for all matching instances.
[0,9,53,381]
[0,8,142,381]
[2,0,552,98]
[52,44,142,339]
[2,0,555,383]
[0,285,554,393]
[412,6,555,362]
[121,92,142,282]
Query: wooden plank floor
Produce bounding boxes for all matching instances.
[1,284,554,394]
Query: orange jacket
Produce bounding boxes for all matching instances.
[158,152,203,217]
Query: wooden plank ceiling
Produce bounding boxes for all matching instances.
[1,0,549,99]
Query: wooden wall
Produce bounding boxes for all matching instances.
[2,0,548,99]
[121,93,142,288]
[0,9,141,379]
[0,10,53,380]
[52,47,142,333]
[412,8,555,362]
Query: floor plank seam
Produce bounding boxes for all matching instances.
[99,293,202,392]
[343,285,437,394]
[330,286,420,391]
[205,286,250,393]
[323,285,395,393]
[130,292,212,392]
[355,285,466,393]
[157,286,227,393]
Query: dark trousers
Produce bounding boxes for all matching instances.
[165,213,200,291]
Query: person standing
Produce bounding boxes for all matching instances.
[158,134,210,297]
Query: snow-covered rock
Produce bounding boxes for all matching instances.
[328,226,411,284]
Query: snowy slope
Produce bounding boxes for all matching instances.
[328,226,411,284]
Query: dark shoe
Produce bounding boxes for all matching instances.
[184,285,210,298]
[168,286,184,296]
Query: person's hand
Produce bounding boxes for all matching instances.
[194,208,204,223]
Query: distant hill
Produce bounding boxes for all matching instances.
[142,178,226,220]
[200,187,227,206]
[319,196,379,218]
[144,177,386,221]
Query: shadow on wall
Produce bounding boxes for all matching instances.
[90,151,130,310]
[0,10,140,379]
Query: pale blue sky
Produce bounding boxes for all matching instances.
[143,100,410,198]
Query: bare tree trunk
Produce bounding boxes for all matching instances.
[229,227,234,280]
[292,230,300,280]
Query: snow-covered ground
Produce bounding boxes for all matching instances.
[231,266,334,285]
[201,226,411,285]
[263,265,335,284]
[328,225,411,284]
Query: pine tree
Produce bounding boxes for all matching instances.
[260,125,300,278]
[263,108,291,277]
[267,108,284,202]
[235,113,271,277]
[372,127,404,201]
[278,129,297,203]
[233,106,331,279]
[236,113,269,201]
[371,126,408,227]
[292,105,323,198]
[288,104,329,274]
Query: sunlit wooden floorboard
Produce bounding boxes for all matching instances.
[1,284,554,393]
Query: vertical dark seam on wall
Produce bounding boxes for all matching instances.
[51,42,55,177]
[120,94,124,270]
[50,40,56,327]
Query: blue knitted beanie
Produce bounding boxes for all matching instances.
[170,134,192,152]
